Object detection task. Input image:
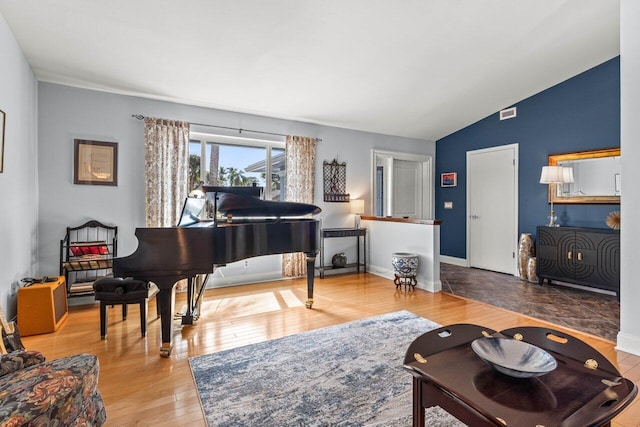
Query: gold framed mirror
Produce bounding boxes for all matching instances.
[548,147,620,204]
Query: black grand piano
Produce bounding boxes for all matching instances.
[113,186,321,357]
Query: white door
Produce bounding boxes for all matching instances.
[467,144,518,275]
[393,159,422,218]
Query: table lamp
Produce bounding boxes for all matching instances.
[539,166,573,227]
[189,181,205,198]
[350,199,365,229]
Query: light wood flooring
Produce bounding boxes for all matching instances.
[21,272,640,426]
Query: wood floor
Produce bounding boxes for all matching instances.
[21,272,640,426]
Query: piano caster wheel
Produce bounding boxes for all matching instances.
[159,344,173,358]
[305,299,313,309]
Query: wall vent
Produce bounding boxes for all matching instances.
[499,107,517,120]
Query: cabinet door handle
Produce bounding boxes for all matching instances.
[578,252,583,261]
[567,251,572,260]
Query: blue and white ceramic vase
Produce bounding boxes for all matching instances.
[392,253,419,277]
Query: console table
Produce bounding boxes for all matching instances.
[318,228,366,278]
[404,323,637,427]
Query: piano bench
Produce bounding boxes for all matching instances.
[93,277,157,339]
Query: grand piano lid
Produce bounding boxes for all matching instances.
[216,192,321,218]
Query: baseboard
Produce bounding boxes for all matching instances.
[616,331,640,356]
[439,255,468,267]
[207,271,283,288]
[367,263,396,281]
[367,263,441,292]
[417,280,442,293]
[67,295,98,307]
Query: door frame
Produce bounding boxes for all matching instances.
[465,143,519,275]
[371,150,433,219]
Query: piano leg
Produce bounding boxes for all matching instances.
[182,274,207,325]
[155,284,177,357]
[305,254,316,308]
[193,274,207,320]
[182,276,195,325]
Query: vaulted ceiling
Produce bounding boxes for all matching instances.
[0,0,620,140]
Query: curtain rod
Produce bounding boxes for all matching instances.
[131,114,321,141]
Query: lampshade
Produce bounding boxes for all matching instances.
[539,166,566,184]
[539,165,571,228]
[350,199,365,214]
[189,181,205,198]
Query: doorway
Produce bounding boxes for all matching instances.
[392,159,423,218]
[371,150,433,219]
[466,144,518,275]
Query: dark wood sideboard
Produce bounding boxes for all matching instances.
[536,226,620,296]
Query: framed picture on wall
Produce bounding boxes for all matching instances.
[0,109,5,173]
[74,139,118,186]
[441,172,457,187]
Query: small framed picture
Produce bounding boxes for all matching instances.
[441,172,457,187]
[74,139,118,186]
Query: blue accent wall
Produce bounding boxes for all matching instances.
[435,57,620,259]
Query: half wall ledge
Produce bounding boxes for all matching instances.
[360,216,442,226]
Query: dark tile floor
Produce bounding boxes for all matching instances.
[440,263,620,342]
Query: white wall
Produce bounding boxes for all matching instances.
[617,0,640,355]
[362,219,441,292]
[0,12,38,320]
[37,83,434,288]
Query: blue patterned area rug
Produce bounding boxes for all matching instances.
[189,311,465,426]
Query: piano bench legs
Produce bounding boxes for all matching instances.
[93,277,154,339]
[98,299,147,339]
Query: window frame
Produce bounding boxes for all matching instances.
[189,132,286,200]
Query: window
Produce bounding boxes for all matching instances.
[189,133,286,201]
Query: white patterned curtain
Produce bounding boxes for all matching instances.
[282,135,317,277]
[144,117,190,227]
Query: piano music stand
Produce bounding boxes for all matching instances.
[177,197,207,227]
[203,185,263,226]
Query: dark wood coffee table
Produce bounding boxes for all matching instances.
[404,324,637,427]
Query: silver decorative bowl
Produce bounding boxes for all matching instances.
[471,337,558,378]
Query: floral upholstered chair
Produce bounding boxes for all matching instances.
[0,350,106,426]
